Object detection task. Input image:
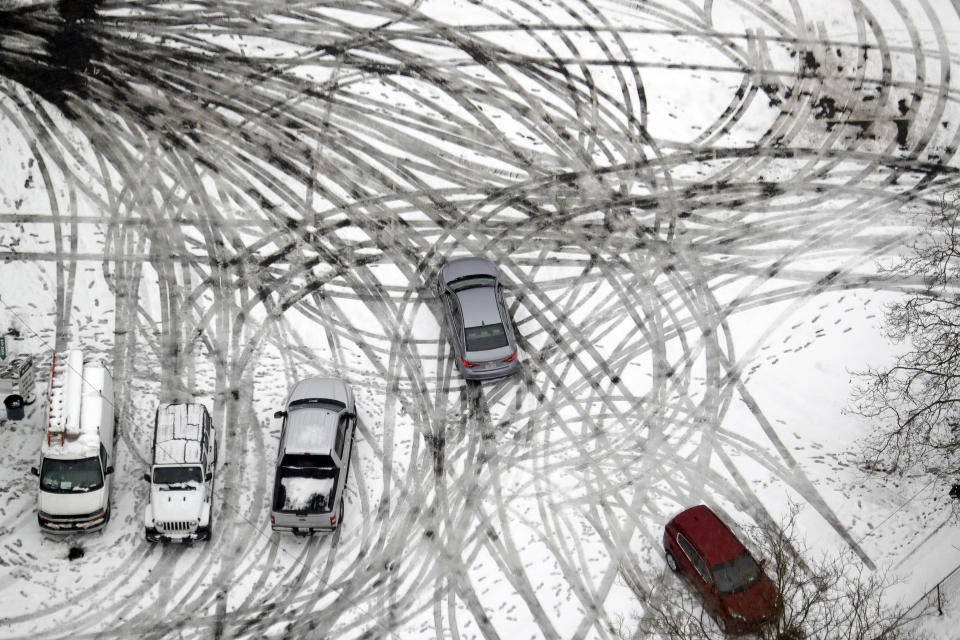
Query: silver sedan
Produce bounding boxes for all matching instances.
[436,257,520,381]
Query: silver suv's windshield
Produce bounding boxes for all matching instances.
[449,276,495,292]
[40,457,103,493]
[465,323,508,351]
[712,551,762,594]
[153,465,203,485]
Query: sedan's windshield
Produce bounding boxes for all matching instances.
[153,465,203,485]
[712,551,763,594]
[449,276,495,292]
[40,457,103,493]
[465,323,508,351]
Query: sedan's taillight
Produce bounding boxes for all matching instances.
[462,358,477,368]
[502,350,517,362]
[270,515,275,525]
[330,513,338,526]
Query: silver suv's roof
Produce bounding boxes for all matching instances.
[154,403,207,465]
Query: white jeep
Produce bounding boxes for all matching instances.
[143,403,216,543]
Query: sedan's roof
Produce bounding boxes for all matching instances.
[456,286,503,327]
[672,505,745,564]
[441,257,498,283]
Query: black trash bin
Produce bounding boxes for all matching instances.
[4,394,24,421]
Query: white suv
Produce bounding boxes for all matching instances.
[143,403,216,543]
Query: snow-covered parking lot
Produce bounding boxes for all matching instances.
[2,0,960,638]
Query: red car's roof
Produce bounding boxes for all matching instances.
[671,505,745,565]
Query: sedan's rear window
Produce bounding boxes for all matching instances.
[465,323,508,351]
[712,551,762,594]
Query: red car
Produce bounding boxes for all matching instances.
[663,505,779,634]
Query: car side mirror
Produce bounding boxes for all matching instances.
[105,466,114,475]
[759,558,767,569]
[31,466,39,476]
[274,410,286,420]
[142,473,151,482]
[205,472,213,481]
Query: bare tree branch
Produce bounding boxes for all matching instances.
[851,191,960,477]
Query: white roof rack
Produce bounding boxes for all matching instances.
[46,350,83,444]
[43,350,112,458]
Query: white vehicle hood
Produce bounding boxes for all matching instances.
[39,487,106,516]
[151,486,205,522]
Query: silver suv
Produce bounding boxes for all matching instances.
[143,403,216,543]
[270,378,356,535]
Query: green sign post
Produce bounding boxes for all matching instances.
[0,336,5,360]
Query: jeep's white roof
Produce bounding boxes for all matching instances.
[154,403,207,465]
